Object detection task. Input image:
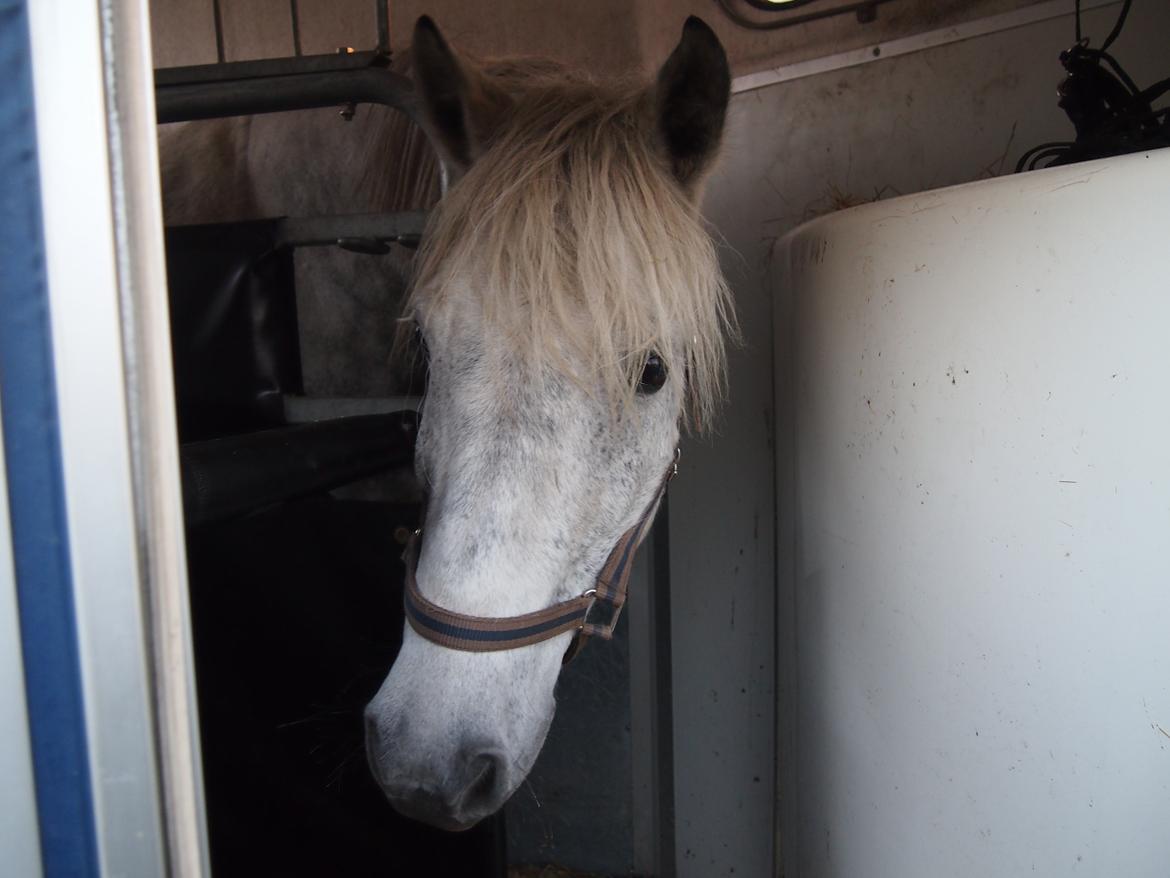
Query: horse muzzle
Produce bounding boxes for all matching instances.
[364,709,513,830]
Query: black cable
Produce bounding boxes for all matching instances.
[1137,75,1170,107]
[1018,0,1166,172]
[1027,147,1072,170]
[1100,0,1133,52]
[1081,47,1143,97]
[1101,104,1170,137]
[1015,141,1073,173]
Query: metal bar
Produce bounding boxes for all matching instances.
[155,48,385,85]
[156,64,417,123]
[651,502,677,876]
[628,539,664,874]
[290,0,303,57]
[179,412,418,527]
[376,0,390,55]
[274,210,428,248]
[211,0,225,64]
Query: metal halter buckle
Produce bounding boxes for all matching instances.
[578,588,598,629]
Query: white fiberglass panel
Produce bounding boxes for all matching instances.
[776,149,1170,877]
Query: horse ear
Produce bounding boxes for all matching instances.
[654,17,731,193]
[412,16,511,174]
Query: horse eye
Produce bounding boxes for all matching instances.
[637,353,668,394]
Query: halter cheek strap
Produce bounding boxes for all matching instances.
[403,451,678,660]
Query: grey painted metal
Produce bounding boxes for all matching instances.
[669,163,778,878]
[0,404,43,878]
[626,549,658,873]
[732,0,1122,94]
[28,0,209,874]
[627,511,676,876]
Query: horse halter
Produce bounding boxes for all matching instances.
[403,449,679,661]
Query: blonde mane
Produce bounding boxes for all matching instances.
[407,62,736,429]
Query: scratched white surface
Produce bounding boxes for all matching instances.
[777,148,1170,877]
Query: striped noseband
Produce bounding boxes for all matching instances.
[403,450,679,660]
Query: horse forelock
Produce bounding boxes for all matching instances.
[405,63,736,430]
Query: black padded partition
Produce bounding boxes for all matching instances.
[163,215,506,874]
[178,411,418,527]
[165,220,302,442]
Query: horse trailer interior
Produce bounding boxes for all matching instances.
[2,1,1167,876]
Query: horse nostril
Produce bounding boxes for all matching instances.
[366,732,512,829]
[458,750,505,815]
[469,755,498,800]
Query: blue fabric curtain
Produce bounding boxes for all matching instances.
[0,1,99,874]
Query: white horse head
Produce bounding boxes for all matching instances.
[365,15,733,830]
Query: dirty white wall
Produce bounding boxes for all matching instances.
[690,1,1168,875]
